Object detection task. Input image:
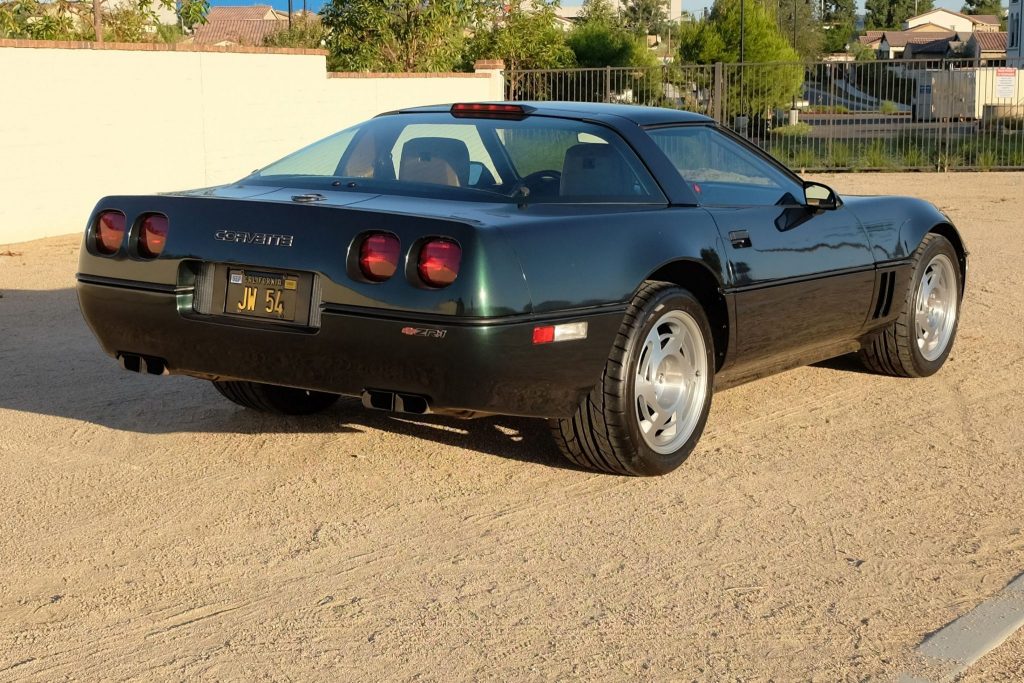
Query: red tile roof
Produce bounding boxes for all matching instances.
[966,13,1000,25]
[972,31,1008,52]
[193,19,288,46]
[881,31,956,47]
[206,5,285,21]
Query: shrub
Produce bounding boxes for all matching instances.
[773,122,813,137]
[828,142,854,169]
[856,140,895,170]
[879,100,899,115]
[901,145,929,169]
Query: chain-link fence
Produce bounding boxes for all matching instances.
[506,58,1024,172]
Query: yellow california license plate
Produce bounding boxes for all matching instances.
[225,268,300,322]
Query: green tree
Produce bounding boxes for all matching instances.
[320,0,472,72]
[819,0,855,53]
[864,0,932,30]
[567,21,656,67]
[578,0,619,24]
[960,0,1002,17]
[178,0,207,31]
[678,0,803,115]
[264,14,324,49]
[465,0,575,72]
[568,0,655,67]
[776,0,823,59]
[0,0,90,39]
[622,0,668,36]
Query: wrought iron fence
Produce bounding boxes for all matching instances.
[506,58,1024,172]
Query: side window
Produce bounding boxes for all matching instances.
[648,126,804,206]
[260,128,357,177]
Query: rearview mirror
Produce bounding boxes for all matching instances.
[803,181,841,210]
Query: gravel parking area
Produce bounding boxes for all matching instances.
[1,173,1022,680]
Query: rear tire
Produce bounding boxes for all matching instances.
[859,233,962,378]
[213,380,340,415]
[550,282,715,476]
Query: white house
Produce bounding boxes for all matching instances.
[904,8,1001,34]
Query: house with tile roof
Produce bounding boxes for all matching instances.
[904,8,1001,33]
[965,31,1009,65]
[878,31,957,58]
[192,6,310,47]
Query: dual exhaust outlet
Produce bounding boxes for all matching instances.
[361,389,430,415]
[117,352,168,376]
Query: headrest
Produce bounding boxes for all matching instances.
[560,143,632,198]
[399,137,471,187]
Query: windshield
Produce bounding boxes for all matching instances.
[251,113,665,204]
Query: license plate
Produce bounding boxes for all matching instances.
[225,268,302,322]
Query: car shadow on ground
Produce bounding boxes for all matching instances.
[811,353,881,375]
[0,288,578,471]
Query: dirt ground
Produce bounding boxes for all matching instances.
[1,173,1022,681]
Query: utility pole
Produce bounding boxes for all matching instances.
[288,0,293,29]
[793,1,798,53]
[740,0,745,63]
[93,0,103,44]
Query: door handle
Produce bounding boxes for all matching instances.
[729,230,752,248]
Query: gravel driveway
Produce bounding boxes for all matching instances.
[1,173,1022,680]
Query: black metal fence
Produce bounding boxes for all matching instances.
[506,58,1024,172]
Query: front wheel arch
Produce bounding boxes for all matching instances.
[928,223,967,295]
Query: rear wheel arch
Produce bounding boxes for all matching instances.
[643,260,729,370]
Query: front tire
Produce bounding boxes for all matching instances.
[551,282,715,476]
[859,233,962,377]
[213,380,340,415]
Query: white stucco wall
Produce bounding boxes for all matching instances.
[0,42,504,244]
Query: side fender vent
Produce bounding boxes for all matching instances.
[873,270,896,319]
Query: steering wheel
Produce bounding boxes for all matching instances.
[520,170,561,198]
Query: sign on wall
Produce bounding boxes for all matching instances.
[995,68,1017,99]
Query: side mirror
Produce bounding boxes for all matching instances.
[803,181,842,210]
[468,161,484,186]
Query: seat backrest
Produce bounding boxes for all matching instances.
[399,137,471,187]
[560,143,632,198]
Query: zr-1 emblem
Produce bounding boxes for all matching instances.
[215,230,294,247]
[401,326,447,339]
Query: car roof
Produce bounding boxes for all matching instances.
[393,102,714,126]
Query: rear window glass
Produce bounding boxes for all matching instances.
[253,113,664,204]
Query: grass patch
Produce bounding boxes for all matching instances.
[773,122,814,137]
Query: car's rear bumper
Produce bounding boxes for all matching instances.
[76,278,625,418]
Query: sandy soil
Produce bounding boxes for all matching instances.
[1,173,1022,681]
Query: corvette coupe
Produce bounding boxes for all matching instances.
[77,102,966,475]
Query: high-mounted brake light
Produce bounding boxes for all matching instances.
[450,103,532,119]
[138,214,169,258]
[417,239,461,288]
[359,233,401,282]
[533,322,589,345]
[94,210,126,255]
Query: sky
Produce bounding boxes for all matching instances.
[206,0,988,21]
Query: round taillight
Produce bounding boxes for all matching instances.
[417,239,461,288]
[358,233,401,282]
[94,211,126,255]
[138,214,169,258]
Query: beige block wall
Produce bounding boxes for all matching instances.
[0,43,504,244]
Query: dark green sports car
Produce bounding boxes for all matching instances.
[77,102,967,475]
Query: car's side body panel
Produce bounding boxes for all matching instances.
[707,202,876,371]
